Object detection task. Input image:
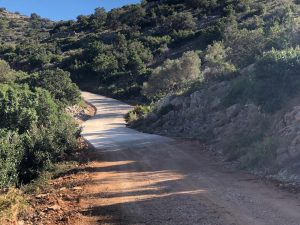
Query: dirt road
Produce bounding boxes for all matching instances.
[80,92,300,225]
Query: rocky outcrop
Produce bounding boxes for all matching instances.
[276,106,300,165]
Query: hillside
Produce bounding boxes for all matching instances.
[0,0,300,224]
[0,0,298,99]
[0,0,298,175]
[0,0,298,163]
[0,8,53,43]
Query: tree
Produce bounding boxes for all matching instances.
[204,42,236,77]
[167,11,197,32]
[224,26,265,67]
[143,51,202,100]
[90,7,107,31]
[0,60,15,83]
[186,0,218,9]
[35,69,81,105]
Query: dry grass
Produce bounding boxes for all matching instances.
[0,189,27,224]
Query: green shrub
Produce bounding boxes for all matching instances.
[204,42,236,78]
[0,83,80,188]
[224,27,265,68]
[35,69,81,105]
[0,131,23,188]
[125,105,153,124]
[223,47,300,113]
[240,138,278,169]
[0,60,15,83]
[223,126,277,170]
[252,47,300,112]
[143,51,202,100]
[20,117,80,183]
[0,84,39,133]
[224,131,263,161]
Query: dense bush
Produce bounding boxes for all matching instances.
[204,42,236,78]
[125,105,153,124]
[223,47,300,113]
[0,130,23,188]
[143,51,202,100]
[0,73,80,188]
[0,60,15,83]
[224,26,265,68]
[35,69,81,105]
[252,47,300,112]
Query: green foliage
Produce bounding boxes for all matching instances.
[35,69,81,105]
[224,26,265,68]
[224,132,278,169]
[0,60,15,83]
[125,105,153,124]
[0,0,297,100]
[0,84,39,133]
[20,117,79,183]
[0,74,80,188]
[0,131,23,188]
[223,47,300,113]
[167,11,197,32]
[90,7,107,31]
[204,42,236,78]
[241,137,278,169]
[252,47,300,112]
[143,51,202,100]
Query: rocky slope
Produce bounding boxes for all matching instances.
[132,79,300,182]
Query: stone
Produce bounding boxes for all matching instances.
[47,205,61,211]
[36,194,48,199]
[72,186,83,191]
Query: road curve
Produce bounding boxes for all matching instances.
[80,92,300,225]
[81,91,171,150]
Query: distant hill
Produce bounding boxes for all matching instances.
[0,8,53,44]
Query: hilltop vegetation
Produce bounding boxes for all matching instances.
[0,0,298,100]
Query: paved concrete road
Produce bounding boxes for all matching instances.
[81,92,171,150]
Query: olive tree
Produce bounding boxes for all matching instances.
[143,51,202,100]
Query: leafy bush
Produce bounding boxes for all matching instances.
[204,42,236,78]
[143,51,202,100]
[125,105,152,124]
[252,47,300,112]
[240,138,278,169]
[224,132,277,169]
[20,117,80,183]
[0,84,39,133]
[0,131,23,188]
[224,27,265,67]
[35,69,81,105]
[0,60,15,83]
[223,47,300,113]
[0,83,80,188]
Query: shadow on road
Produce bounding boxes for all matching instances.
[77,142,241,225]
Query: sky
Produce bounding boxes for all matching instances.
[0,0,141,21]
